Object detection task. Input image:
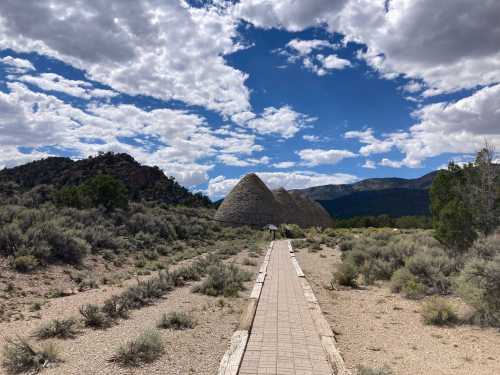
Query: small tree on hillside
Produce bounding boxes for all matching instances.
[81,175,128,211]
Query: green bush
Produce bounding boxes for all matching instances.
[402,279,427,300]
[405,248,454,294]
[12,255,38,272]
[110,330,164,367]
[333,260,359,287]
[421,297,458,326]
[280,224,304,238]
[390,268,415,293]
[81,174,128,211]
[2,338,60,374]
[0,223,23,256]
[33,318,79,339]
[157,312,195,330]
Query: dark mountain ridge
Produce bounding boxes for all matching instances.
[0,152,211,207]
[319,188,431,219]
[292,171,438,201]
[290,171,440,219]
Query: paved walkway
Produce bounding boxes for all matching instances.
[238,240,333,375]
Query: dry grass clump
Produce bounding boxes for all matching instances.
[157,311,195,330]
[2,337,60,374]
[193,262,252,297]
[79,304,112,329]
[242,257,257,266]
[421,297,458,326]
[33,318,79,340]
[101,295,130,319]
[110,330,164,367]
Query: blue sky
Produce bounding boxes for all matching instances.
[0,1,499,199]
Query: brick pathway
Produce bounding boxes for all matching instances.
[238,240,333,375]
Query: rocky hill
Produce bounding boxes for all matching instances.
[0,152,211,207]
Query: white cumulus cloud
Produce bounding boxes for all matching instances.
[0,56,35,74]
[245,106,317,138]
[297,148,356,166]
[0,0,251,116]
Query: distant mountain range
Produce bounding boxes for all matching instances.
[0,153,211,207]
[292,171,438,218]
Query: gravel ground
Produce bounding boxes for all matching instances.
[0,250,262,375]
[295,245,500,375]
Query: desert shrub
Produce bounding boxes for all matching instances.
[357,366,393,375]
[77,277,98,292]
[421,297,458,326]
[338,230,458,295]
[33,318,79,339]
[170,265,203,286]
[333,260,359,287]
[0,223,24,256]
[402,279,427,300]
[102,296,130,320]
[110,330,164,367]
[242,257,257,266]
[157,312,195,330]
[83,225,119,251]
[280,224,304,238]
[12,255,38,272]
[455,255,500,327]
[155,244,171,256]
[390,268,416,293]
[45,288,66,299]
[50,231,90,264]
[338,238,356,252]
[468,236,500,260]
[405,247,454,294]
[120,272,174,309]
[79,304,111,329]
[309,240,322,252]
[359,258,394,285]
[2,337,60,374]
[144,249,159,261]
[291,239,308,249]
[26,222,89,264]
[193,262,252,297]
[134,255,147,268]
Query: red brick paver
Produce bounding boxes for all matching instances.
[238,240,332,375]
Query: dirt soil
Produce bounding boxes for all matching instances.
[295,245,500,375]
[0,249,263,375]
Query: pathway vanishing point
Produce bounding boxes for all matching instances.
[237,240,336,375]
